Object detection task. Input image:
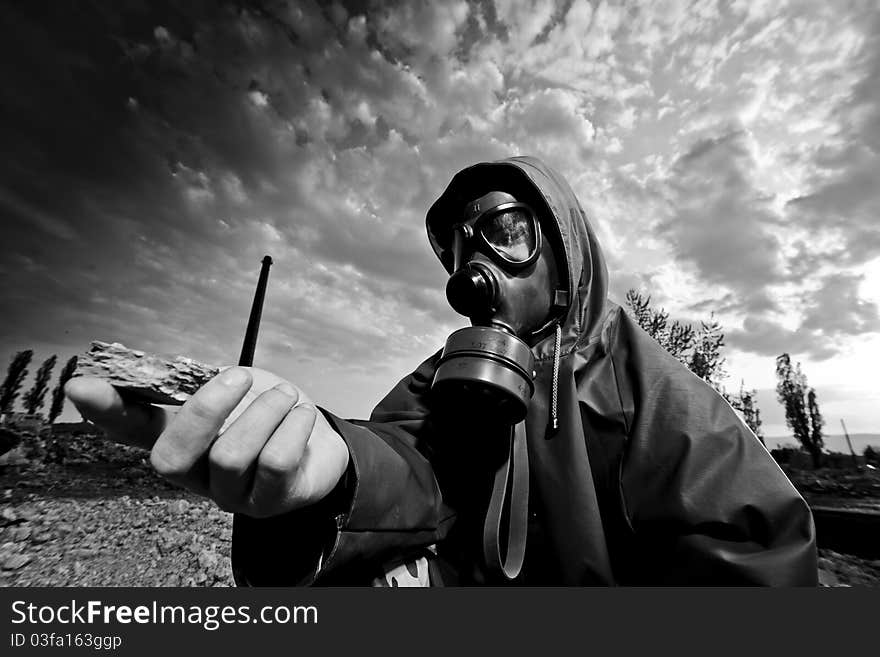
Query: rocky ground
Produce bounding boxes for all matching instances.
[0,488,233,587]
[817,550,880,587]
[782,465,880,512]
[0,427,878,587]
[0,428,235,587]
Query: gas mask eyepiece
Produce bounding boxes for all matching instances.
[448,191,542,272]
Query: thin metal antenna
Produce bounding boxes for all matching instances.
[238,255,273,367]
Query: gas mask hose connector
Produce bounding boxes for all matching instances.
[445,263,498,318]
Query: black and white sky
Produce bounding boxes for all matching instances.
[1,0,878,437]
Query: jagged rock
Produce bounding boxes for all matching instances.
[16,508,38,522]
[8,527,31,542]
[2,553,31,570]
[54,523,73,535]
[170,500,188,514]
[198,548,220,571]
[74,341,219,406]
[70,548,97,558]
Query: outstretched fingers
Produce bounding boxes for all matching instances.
[247,404,319,516]
[207,383,300,512]
[150,367,253,496]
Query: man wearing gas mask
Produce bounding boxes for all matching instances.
[67,156,818,585]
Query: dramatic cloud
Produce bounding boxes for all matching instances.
[656,127,785,308]
[1,0,878,433]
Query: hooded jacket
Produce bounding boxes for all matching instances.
[232,156,818,586]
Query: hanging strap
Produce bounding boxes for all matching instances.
[482,420,530,580]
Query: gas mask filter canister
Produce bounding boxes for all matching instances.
[431,325,536,425]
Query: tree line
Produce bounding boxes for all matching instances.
[624,290,826,467]
[0,350,78,424]
[0,301,834,468]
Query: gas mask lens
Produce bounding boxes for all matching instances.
[481,208,536,262]
[450,198,542,272]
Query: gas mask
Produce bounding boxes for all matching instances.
[431,190,561,427]
[429,190,565,580]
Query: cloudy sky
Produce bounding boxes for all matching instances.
[2,0,878,441]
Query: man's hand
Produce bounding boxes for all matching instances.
[64,367,350,518]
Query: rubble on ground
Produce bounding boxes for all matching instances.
[0,426,877,586]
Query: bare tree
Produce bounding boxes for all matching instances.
[624,289,653,330]
[775,353,823,468]
[625,290,727,388]
[23,355,56,415]
[624,290,695,364]
[807,388,825,456]
[689,316,726,389]
[625,289,765,440]
[49,356,78,424]
[731,380,764,445]
[0,350,33,414]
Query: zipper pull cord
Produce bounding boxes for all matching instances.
[551,321,561,431]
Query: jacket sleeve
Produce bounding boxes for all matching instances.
[611,311,818,585]
[231,352,457,586]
